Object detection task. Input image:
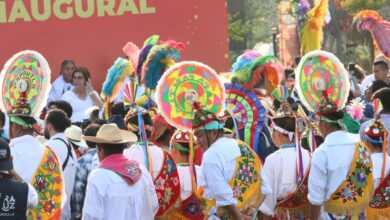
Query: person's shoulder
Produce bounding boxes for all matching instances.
[61,90,74,99]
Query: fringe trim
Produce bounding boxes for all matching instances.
[366,207,390,220]
[324,183,373,216]
[275,205,310,219]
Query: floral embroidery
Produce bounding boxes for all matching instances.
[369,175,390,209]
[339,183,357,202]
[29,148,63,220]
[331,144,372,204]
[154,151,181,217]
[155,177,166,191]
[358,145,370,164]
[276,171,310,219]
[231,142,260,203]
[124,161,141,177]
[177,194,207,220]
[325,142,373,216]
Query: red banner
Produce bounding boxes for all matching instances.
[0,0,230,90]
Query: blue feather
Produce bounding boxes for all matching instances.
[101,57,128,97]
[142,46,180,90]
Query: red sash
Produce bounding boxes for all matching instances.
[154,150,181,217]
[367,172,390,218]
[274,170,310,220]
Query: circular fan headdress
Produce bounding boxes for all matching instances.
[232,55,285,95]
[0,50,51,118]
[295,50,350,114]
[156,61,226,130]
[225,84,265,151]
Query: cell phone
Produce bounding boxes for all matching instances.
[348,62,356,73]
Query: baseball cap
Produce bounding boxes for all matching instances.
[0,139,12,171]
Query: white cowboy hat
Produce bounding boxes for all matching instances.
[83,123,138,144]
[65,125,87,147]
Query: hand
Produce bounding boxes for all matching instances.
[86,79,94,94]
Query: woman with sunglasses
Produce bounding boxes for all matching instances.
[62,67,103,123]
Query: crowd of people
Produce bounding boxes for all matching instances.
[0,45,389,220]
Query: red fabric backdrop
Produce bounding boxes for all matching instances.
[0,0,230,90]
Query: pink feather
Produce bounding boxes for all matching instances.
[123,42,140,70]
[159,40,186,51]
[354,10,390,58]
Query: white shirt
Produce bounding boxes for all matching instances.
[61,90,99,123]
[360,74,375,94]
[10,135,46,184]
[45,133,77,220]
[48,75,73,104]
[82,164,159,220]
[259,146,311,216]
[371,152,390,189]
[10,135,66,209]
[123,144,164,180]
[26,183,39,209]
[177,165,202,200]
[200,137,272,208]
[308,131,360,219]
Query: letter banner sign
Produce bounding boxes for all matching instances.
[0,0,230,90]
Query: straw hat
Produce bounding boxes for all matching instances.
[83,123,138,144]
[65,125,87,147]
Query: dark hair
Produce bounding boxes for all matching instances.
[84,124,101,148]
[126,113,153,139]
[374,60,389,71]
[111,102,126,117]
[273,117,296,133]
[320,110,344,129]
[60,60,76,74]
[14,116,36,130]
[284,68,294,79]
[301,135,324,151]
[72,67,91,84]
[97,143,125,155]
[0,110,5,127]
[48,100,73,118]
[45,109,71,132]
[373,88,390,111]
[353,65,366,81]
[371,80,389,94]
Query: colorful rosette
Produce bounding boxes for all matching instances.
[0,50,51,117]
[225,84,265,151]
[156,61,226,130]
[295,50,350,113]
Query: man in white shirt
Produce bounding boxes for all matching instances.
[309,110,372,219]
[9,107,65,219]
[44,109,76,220]
[192,104,271,219]
[48,60,76,104]
[82,124,159,220]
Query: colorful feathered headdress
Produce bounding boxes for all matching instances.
[354,10,390,58]
[231,55,284,95]
[231,50,262,80]
[101,57,134,103]
[300,0,328,55]
[141,39,185,91]
[136,35,160,84]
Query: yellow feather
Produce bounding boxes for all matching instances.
[300,0,329,55]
